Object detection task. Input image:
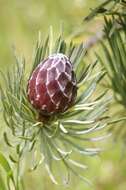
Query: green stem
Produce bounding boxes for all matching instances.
[16,156,20,190]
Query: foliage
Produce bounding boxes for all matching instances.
[0,29,111,189]
[96,15,126,142]
[97,16,126,106]
[82,0,126,143]
[84,0,126,21]
[0,152,15,190]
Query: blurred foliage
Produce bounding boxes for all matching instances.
[96,14,126,148]
[84,0,126,21]
[0,0,126,190]
[0,0,100,70]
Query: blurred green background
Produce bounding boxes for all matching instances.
[0,0,126,190]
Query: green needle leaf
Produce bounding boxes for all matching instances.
[0,152,15,189]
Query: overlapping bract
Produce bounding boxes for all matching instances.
[28,53,77,115]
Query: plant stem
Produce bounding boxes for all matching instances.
[16,151,24,190]
[16,156,20,190]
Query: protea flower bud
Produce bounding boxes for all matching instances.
[27,53,77,115]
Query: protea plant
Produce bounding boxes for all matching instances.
[0,30,111,189]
